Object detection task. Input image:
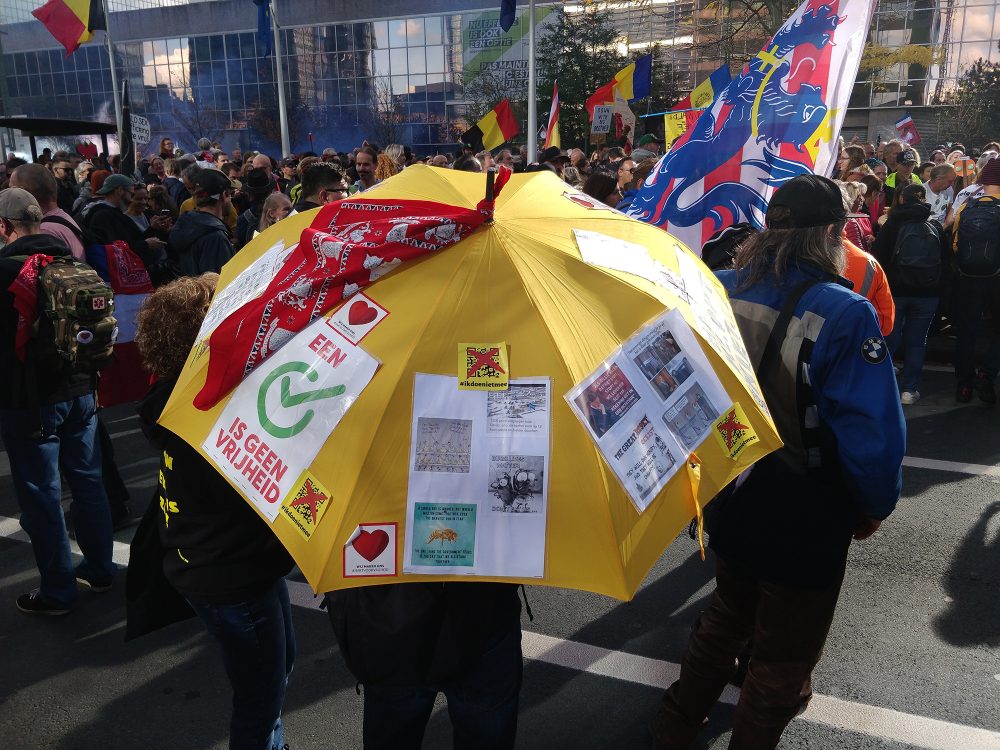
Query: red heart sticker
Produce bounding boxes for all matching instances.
[348,300,378,326]
[352,529,390,561]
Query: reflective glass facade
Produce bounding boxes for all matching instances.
[0,0,996,154]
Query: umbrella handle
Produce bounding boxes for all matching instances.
[485,167,497,203]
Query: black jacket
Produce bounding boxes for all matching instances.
[871,201,948,297]
[136,378,293,604]
[0,234,92,408]
[162,176,190,207]
[236,203,263,250]
[168,209,234,276]
[328,582,521,686]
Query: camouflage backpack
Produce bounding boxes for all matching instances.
[14,255,118,377]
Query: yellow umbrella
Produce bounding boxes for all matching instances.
[159,165,780,601]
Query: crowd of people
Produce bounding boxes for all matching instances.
[0,128,996,750]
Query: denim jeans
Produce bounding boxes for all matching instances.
[361,617,523,750]
[887,296,939,392]
[954,275,1000,388]
[0,393,115,607]
[189,579,296,750]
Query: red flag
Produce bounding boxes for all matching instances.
[586,81,617,121]
[194,198,488,410]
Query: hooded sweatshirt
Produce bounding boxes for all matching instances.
[138,378,293,604]
[168,209,234,277]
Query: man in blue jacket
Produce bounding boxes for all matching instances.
[652,175,905,749]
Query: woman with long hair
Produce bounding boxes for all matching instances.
[256,192,293,238]
[374,152,399,181]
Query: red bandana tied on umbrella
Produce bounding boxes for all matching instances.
[193,196,492,410]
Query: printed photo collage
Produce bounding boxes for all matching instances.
[567,308,731,512]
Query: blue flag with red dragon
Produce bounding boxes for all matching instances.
[628,0,875,254]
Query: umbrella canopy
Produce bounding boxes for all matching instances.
[160,165,780,600]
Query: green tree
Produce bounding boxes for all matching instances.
[943,55,1000,149]
[535,3,629,148]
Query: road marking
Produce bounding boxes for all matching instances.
[903,456,1000,478]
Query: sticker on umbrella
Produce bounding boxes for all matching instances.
[567,308,731,513]
[403,373,550,578]
[325,291,389,346]
[203,315,379,522]
[344,523,397,577]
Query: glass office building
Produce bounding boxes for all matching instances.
[0,0,997,155]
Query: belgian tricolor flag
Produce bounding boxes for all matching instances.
[461,99,519,153]
[32,0,106,57]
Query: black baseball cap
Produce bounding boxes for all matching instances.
[897,149,917,165]
[767,175,847,229]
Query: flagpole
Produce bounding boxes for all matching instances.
[100,0,123,146]
[526,0,537,162]
[270,0,291,156]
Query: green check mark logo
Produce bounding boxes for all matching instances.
[257,361,346,439]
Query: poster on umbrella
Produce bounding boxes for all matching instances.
[403,373,551,577]
[566,308,730,512]
[202,315,379,521]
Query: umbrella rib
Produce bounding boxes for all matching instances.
[491,226,631,599]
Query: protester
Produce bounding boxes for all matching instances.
[158,137,175,160]
[132,274,295,750]
[616,158,657,213]
[839,180,874,251]
[615,158,635,192]
[651,174,904,750]
[235,167,276,249]
[534,146,566,177]
[79,174,170,280]
[145,157,166,186]
[179,165,240,236]
[256,192,292,238]
[162,158,189,206]
[168,169,236,276]
[453,155,483,173]
[581,171,621,207]
[950,156,1000,404]
[292,163,348,213]
[0,188,116,615]
[885,149,922,206]
[277,157,297,193]
[9,163,86,261]
[561,166,583,189]
[51,156,79,214]
[946,151,997,228]
[374,152,399,182]
[872,183,948,404]
[631,133,662,162]
[351,147,378,194]
[327,580,522,749]
[923,163,957,222]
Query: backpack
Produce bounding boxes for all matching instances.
[956,196,1000,277]
[891,219,942,291]
[12,254,117,379]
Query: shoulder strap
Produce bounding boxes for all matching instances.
[41,214,84,243]
[757,278,827,376]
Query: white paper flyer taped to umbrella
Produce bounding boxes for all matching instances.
[403,374,551,578]
[566,308,730,513]
[673,249,768,415]
[203,314,379,522]
[197,239,297,343]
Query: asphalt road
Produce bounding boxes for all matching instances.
[1,366,999,750]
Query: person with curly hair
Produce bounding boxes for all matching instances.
[374,152,399,182]
[130,274,296,750]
